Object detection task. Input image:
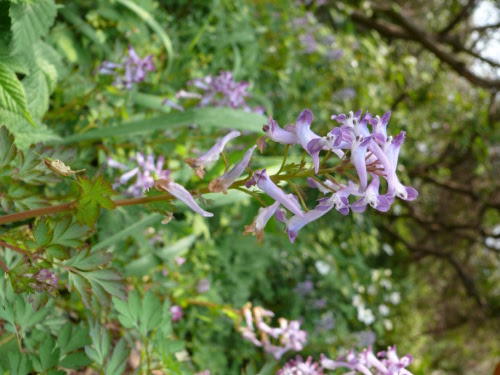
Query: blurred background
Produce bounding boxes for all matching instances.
[2,0,500,373]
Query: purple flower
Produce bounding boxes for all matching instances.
[246,169,304,217]
[243,201,285,242]
[182,71,257,111]
[351,175,393,213]
[170,305,183,321]
[277,356,324,375]
[209,145,256,193]
[300,33,318,53]
[262,115,298,145]
[97,45,155,90]
[295,109,327,173]
[162,98,184,112]
[294,279,314,296]
[197,278,210,293]
[327,49,344,60]
[307,177,336,195]
[33,269,59,293]
[239,304,308,360]
[383,132,418,201]
[321,345,414,375]
[185,130,241,179]
[107,153,170,197]
[154,178,213,217]
[286,203,333,243]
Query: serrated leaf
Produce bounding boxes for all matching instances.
[50,217,88,248]
[0,110,60,149]
[59,352,92,369]
[64,248,112,270]
[9,0,57,56]
[23,69,49,119]
[0,62,34,126]
[32,220,53,247]
[104,339,128,375]
[67,272,91,308]
[0,126,16,169]
[140,291,162,337]
[75,175,117,227]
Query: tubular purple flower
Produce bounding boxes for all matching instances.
[209,146,256,193]
[350,136,372,191]
[243,201,282,242]
[250,170,304,217]
[370,110,391,144]
[185,130,241,178]
[154,178,213,217]
[321,181,359,216]
[384,132,419,201]
[262,116,298,145]
[287,203,334,243]
[351,175,392,213]
[307,177,336,194]
[295,109,324,173]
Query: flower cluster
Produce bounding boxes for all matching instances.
[105,108,416,245]
[274,346,413,375]
[239,303,307,360]
[163,71,264,113]
[254,108,417,243]
[321,346,414,375]
[107,152,170,197]
[98,45,155,90]
[277,356,324,375]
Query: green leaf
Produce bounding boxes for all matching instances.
[104,339,128,375]
[91,213,162,252]
[8,351,30,375]
[75,175,117,227]
[65,249,126,307]
[50,217,88,248]
[57,323,90,356]
[0,62,34,126]
[38,337,59,371]
[52,107,266,144]
[85,320,109,366]
[58,352,92,369]
[0,126,16,169]
[9,0,57,56]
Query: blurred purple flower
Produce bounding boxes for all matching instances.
[300,33,318,53]
[327,49,344,60]
[107,153,170,197]
[294,279,314,296]
[321,345,414,375]
[277,356,324,375]
[197,278,210,293]
[170,305,183,321]
[33,269,58,293]
[179,71,263,112]
[98,45,155,90]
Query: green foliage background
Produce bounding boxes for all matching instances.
[0,0,499,374]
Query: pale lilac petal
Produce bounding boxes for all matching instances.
[155,179,213,217]
[262,116,298,144]
[254,170,304,217]
[209,145,256,193]
[286,203,334,243]
[295,109,323,173]
[186,130,241,178]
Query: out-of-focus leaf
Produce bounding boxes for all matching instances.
[53,107,266,144]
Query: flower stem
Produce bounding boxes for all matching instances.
[0,165,349,226]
